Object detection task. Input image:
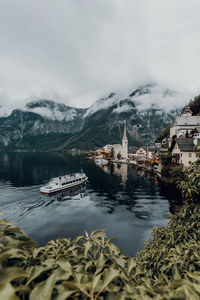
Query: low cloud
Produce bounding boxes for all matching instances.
[0,0,199,110]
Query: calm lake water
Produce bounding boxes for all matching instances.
[0,152,178,256]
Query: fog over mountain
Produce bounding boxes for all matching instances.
[0,84,184,150]
[0,0,200,111]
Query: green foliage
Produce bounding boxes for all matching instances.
[189,95,200,115]
[111,147,115,159]
[177,160,200,203]
[136,203,200,299]
[1,203,200,299]
[168,135,177,152]
[160,153,172,166]
[117,152,121,160]
[168,165,184,184]
[155,126,170,143]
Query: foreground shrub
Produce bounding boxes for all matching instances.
[1,204,200,299]
[177,160,200,203]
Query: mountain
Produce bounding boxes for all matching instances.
[0,100,86,150]
[0,85,183,151]
[25,99,85,122]
[60,86,180,150]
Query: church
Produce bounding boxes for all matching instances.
[168,105,200,148]
[112,121,128,159]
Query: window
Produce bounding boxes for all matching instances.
[195,153,199,158]
[189,161,191,164]
[188,153,192,157]
[181,153,182,157]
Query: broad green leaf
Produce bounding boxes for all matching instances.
[26,266,52,286]
[30,272,56,300]
[0,268,28,284]
[56,260,72,273]
[0,282,19,300]
[54,290,75,300]
[95,266,120,298]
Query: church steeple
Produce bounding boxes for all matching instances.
[123,120,127,141]
[181,105,192,116]
[122,121,128,159]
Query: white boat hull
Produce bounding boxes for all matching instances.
[40,174,88,194]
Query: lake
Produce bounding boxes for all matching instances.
[0,152,177,256]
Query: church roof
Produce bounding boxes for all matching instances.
[175,138,195,152]
[173,115,200,126]
[147,146,157,152]
[112,144,122,148]
[181,105,192,115]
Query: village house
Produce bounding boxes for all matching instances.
[135,147,147,165]
[95,149,104,158]
[172,138,199,166]
[136,147,147,158]
[147,147,156,159]
[147,147,161,163]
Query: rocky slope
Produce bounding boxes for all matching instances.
[0,85,182,151]
[59,85,180,150]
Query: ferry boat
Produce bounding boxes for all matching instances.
[40,172,88,194]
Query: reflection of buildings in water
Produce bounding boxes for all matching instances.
[3,153,9,163]
[154,176,159,185]
[98,164,110,174]
[146,172,151,179]
[113,163,128,185]
[137,170,145,177]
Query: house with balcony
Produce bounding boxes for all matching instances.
[172,138,199,166]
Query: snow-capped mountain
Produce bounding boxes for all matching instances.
[64,85,181,150]
[0,84,188,150]
[25,99,85,121]
[85,84,187,117]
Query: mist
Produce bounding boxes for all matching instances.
[0,0,199,110]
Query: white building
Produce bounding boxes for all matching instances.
[136,147,147,158]
[103,145,113,151]
[112,121,128,159]
[169,105,200,147]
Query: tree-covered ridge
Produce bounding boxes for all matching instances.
[1,199,200,299]
[189,94,200,115]
[155,126,170,143]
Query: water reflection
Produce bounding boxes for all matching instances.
[54,184,87,202]
[0,152,180,256]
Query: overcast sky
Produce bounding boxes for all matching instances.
[0,0,200,109]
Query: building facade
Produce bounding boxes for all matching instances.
[136,147,147,158]
[169,105,200,147]
[172,138,199,166]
